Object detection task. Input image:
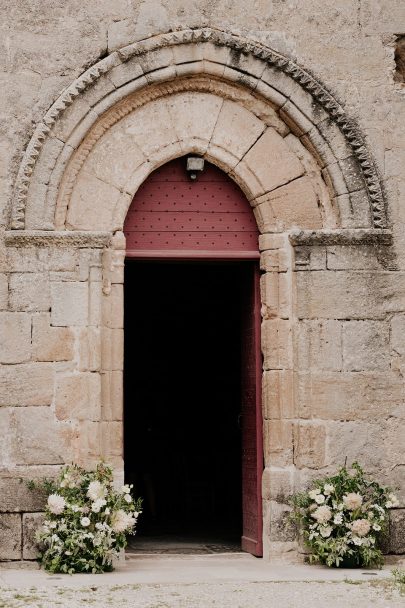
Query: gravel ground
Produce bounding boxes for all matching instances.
[0,580,403,608]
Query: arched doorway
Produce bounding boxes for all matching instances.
[123,157,263,556]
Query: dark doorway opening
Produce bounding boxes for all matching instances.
[124,261,257,551]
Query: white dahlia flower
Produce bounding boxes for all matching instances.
[91,498,107,513]
[111,509,134,533]
[320,525,333,538]
[351,518,371,537]
[343,492,363,510]
[121,485,131,494]
[308,489,321,500]
[314,494,326,504]
[312,505,332,524]
[386,493,399,508]
[47,494,66,515]
[81,517,91,527]
[352,536,363,546]
[324,484,335,495]
[87,480,106,501]
[333,513,343,525]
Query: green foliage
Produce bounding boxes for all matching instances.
[392,568,405,594]
[290,462,398,568]
[34,462,142,574]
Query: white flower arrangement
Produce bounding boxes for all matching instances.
[291,462,399,568]
[34,463,142,574]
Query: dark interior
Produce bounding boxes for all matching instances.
[124,261,252,545]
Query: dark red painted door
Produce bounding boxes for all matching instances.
[124,158,259,259]
[240,265,263,556]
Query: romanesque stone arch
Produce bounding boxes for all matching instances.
[10,27,387,232]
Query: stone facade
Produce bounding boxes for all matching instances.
[0,1,404,562]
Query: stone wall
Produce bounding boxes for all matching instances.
[0,0,404,562]
[0,237,125,560]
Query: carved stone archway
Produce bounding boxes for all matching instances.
[11,28,387,231]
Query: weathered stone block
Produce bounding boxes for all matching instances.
[78,249,103,282]
[296,371,404,421]
[122,98,180,160]
[316,117,352,161]
[78,327,101,371]
[326,245,383,270]
[209,99,265,166]
[253,176,323,232]
[109,58,143,88]
[101,421,123,459]
[0,409,13,466]
[101,370,123,421]
[13,406,71,465]
[260,272,279,319]
[0,312,31,364]
[325,420,387,470]
[268,500,296,542]
[47,248,77,272]
[71,420,101,466]
[295,320,342,371]
[0,274,7,310]
[259,234,288,252]
[342,320,390,371]
[169,91,223,152]
[260,249,289,273]
[295,271,405,320]
[32,313,74,362]
[263,420,293,467]
[89,280,102,327]
[101,328,123,371]
[0,514,21,560]
[55,373,101,421]
[262,319,292,370]
[9,273,50,312]
[0,363,53,407]
[391,314,405,355]
[23,513,44,560]
[262,467,294,502]
[6,248,48,272]
[238,128,305,197]
[0,477,46,512]
[102,284,124,329]
[293,422,326,469]
[294,246,327,270]
[51,282,88,327]
[262,370,294,420]
[338,155,365,193]
[67,170,120,231]
[84,124,146,192]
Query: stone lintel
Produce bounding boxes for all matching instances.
[5,231,112,249]
[288,229,392,247]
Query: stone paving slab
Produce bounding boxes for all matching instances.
[0,557,404,607]
[0,555,400,588]
[0,579,403,608]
